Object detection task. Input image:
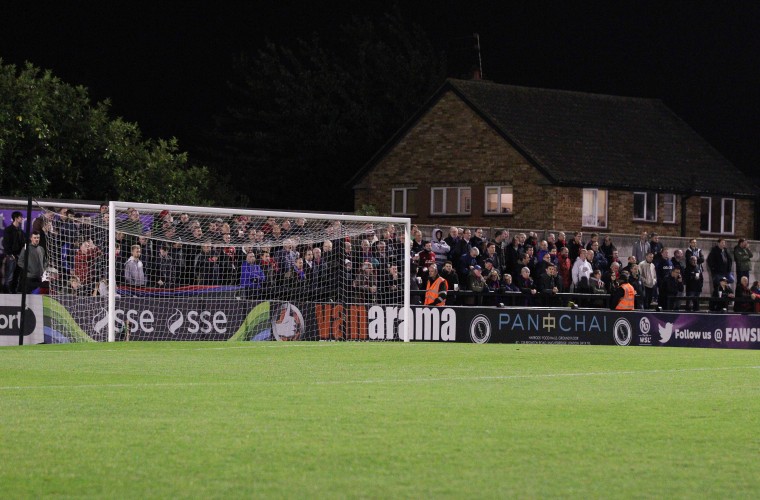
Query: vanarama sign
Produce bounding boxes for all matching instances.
[314,304,456,341]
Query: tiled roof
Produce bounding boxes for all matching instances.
[447,78,759,196]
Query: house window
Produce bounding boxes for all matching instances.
[582,189,607,228]
[700,197,735,234]
[391,188,417,215]
[485,185,513,214]
[662,194,676,223]
[431,187,471,215]
[633,192,657,221]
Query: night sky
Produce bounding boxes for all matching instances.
[2,1,758,183]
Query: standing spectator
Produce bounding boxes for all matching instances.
[378,264,403,305]
[639,252,657,309]
[459,246,480,283]
[505,233,522,275]
[154,244,175,288]
[17,231,46,293]
[733,238,753,282]
[32,210,55,253]
[538,262,563,306]
[556,232,568,251]
[219,234,239,285]
[600,235,616,263]
[194,242,220,286]
[585,232,600,250]
[466,265,486,305]
[685,238,705,274]
[517,267,538,306]
[479,242,502,272]
[662,267,684,310]
[492,229,509,275]
[469,228,485,253]
[631,231,650,264]
[416,241,436,281]
[240,251,266,299]
[656,248,674,302]
[484,269,501,305]
[439,261,459,295]
[411,228,424,254]
[444,226,460,262]
[649,233,664,266]
[430,228,450,268]
[500,273,520,293]
[546,233,558,252]
[3,211,26,293]
[451,228,471,272]
[707,238,733,286]
[557,246,573,292]
[684,255,704,311]
[285,257,312,301]
[124,244,146,287]
[423,262,447,306]
[629,265,645,310]
[568,232,584,262]
[572,248,592,292]
[74,239,102,288]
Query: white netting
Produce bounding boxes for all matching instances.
[39,202,410,342]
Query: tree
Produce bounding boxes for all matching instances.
[0,60,211,204]
[209,9,446,211]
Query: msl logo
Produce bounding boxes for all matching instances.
[0,307,36,336]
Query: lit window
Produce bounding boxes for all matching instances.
[485,185,513,214]
[582,189,607,228]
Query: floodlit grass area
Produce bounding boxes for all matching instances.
[1,342,759,498]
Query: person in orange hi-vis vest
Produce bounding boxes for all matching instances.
[424,263,448,306]
[614,273,636,310]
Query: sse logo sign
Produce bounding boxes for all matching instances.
[168,309,228,335]
[93,308,228,336]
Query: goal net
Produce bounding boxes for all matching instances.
[40,201,411,342]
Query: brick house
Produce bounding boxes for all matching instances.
[350,78,759,238]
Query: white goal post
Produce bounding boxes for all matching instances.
[101,201,413,342]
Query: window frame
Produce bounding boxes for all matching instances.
[484,185,514,215]
[430,186,471,215]
[633,191,657,222]
[391,187,417,216]
[582,188,608,228]
[700,196,735,234]
[662,193,677,224]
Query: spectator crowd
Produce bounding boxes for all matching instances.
[1,206,759,313]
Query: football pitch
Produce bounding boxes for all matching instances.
[1,342,758,498]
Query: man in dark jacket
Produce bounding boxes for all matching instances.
[707,238,733,287]
[684,255,704,311]
[538,263,563,306]
[3,211,25,293]
[662,267,684,311]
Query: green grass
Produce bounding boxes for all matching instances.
[1,342,759,498]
